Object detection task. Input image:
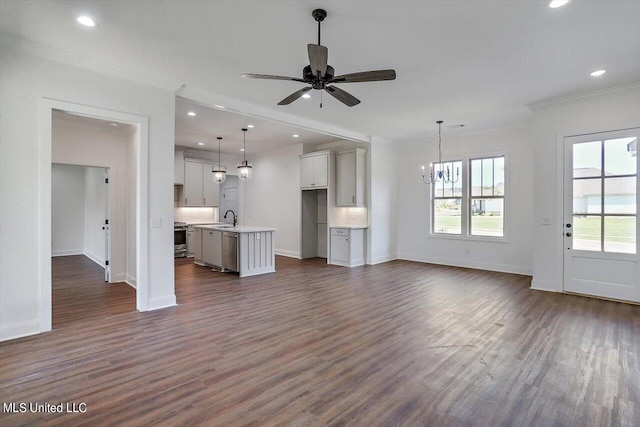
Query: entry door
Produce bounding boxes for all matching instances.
[563,129,639,302]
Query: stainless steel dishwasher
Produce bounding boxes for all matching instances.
[222,232,238,272]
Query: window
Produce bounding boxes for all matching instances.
[470,156,505,237]
[431,155,506,239]
[432,161,463,234]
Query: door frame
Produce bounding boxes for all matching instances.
[562,127,640,301]
[39,98,150,332]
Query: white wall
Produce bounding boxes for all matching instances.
[51,164,85,256]
[531,85,640,292]
[52,119,132,283]
[368,138,398,264]
[396,125,534,275]
[0,46,175,341]
[242,143,303,258]
[83,166,107,266]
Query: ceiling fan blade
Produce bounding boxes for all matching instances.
[278,87,313,105]
[242,73,307,83]
[308,44,328,77]
[329,69,396,83]
[324,86,361,107]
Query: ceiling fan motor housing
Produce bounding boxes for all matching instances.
[303,65,334,88]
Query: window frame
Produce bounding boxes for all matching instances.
[429,152,509,243]
[431,160,464,236]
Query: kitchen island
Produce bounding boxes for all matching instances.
[192,225,276,277]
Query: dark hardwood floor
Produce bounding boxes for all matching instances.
[1,256,638,426]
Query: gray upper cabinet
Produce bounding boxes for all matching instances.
[300,151,329,189]
[183,159,219,207]
[336,149,366,207]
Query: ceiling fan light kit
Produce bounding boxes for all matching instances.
[241,9,396,107]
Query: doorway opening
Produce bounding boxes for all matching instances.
[39,99,150,333]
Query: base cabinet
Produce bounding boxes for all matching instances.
[329,228,366,267]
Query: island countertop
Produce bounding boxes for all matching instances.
[193,224,277,233]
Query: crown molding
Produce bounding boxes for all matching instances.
[528,81,640,111]
[0,32,183,93]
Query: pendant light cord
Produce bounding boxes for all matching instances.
[242,128,247,162]
[217,137,222,168]
[438,121,442,164]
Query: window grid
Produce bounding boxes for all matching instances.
[430,155,507,239]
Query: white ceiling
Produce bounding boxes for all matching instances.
[175,97,339,154]
[52,109,137,135]
[2,0,639,141]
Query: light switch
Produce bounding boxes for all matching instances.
[151,218,162,228]
[256,233,261,240]
[541,217,551,225]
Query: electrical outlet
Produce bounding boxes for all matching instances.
[151,218,162,228]
[256,233,261,240]
[541,217,552,225]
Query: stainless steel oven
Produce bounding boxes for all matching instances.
[174,222,187,258]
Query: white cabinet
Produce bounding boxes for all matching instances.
[192,227,203,263]
[300,152,329,189]
[202,229,222,267]
[329,227,366,267]
[337,149,366,207]
[183,159,220,207]
[175,149,185,185]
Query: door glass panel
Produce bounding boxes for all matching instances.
[604,137,637,176]
[573,215,601,251]
[573,178,601,214]
[604,216,636,254]
[471,199,504,237]
[573,141,602,177]
[604,177,636,214]
[433,199,461,234]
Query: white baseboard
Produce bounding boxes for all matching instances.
[368,254,398,265]
[147,295,177,311]
[397,253,533,276]
[125,274,137,289]
[0,319,41,342]
[275,249,300,259]
[52,249,83,257]
[530,279,562,293]
[110,272,126,283]
[84,250,105,267]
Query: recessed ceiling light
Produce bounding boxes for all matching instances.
[247,124,255,128]
[214,105,225,109]
[240,148,245,151]
[187,111,196,116]
[302,94,311,99]
[198,142,204,146]
[292,134,300,138]
[76,15,97,27]
[590,69,606,77]
[109,122,119,127]
[547,0,572,8]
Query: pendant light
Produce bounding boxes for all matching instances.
[238,128,253,181]
[212,137,227,184]
[421,120,459,184]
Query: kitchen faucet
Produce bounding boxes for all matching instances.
[224,210,237,227]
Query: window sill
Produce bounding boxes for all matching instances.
[429,233,510,244]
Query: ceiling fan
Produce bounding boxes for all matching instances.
[241,9,396,107]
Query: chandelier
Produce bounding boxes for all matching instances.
[421,120,459,184]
